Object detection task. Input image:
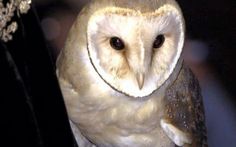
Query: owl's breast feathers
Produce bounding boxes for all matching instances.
[162,64,208,147]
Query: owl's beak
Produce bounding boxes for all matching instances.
[136,73,145,90]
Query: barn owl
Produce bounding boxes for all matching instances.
[56,0,207,146]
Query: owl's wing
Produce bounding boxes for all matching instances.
[161,64,207,147]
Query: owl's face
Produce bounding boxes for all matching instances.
[87,4,184,97]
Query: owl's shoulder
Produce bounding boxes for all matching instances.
[162,64,208,146]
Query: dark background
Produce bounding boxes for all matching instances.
[18,0,236,146]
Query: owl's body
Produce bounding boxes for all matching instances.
[57,0,207,146]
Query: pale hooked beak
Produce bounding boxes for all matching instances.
[136,73,145,90]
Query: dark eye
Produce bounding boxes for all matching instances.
[110,37,125,50]
[153,35,165,49]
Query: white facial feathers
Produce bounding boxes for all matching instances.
[87,4,184,97]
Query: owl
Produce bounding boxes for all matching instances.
[56,0,207,146]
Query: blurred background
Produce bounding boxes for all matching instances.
[34,0,236,146]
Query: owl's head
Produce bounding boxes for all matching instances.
[85,0,185,98]
[61,0,185,98]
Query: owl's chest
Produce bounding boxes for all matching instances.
[71,85,172,147]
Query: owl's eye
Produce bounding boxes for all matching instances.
[110,37,125,50]
[153,35,165,49]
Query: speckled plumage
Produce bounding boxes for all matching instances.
[164,65,208,147]
[56,0,207,146]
